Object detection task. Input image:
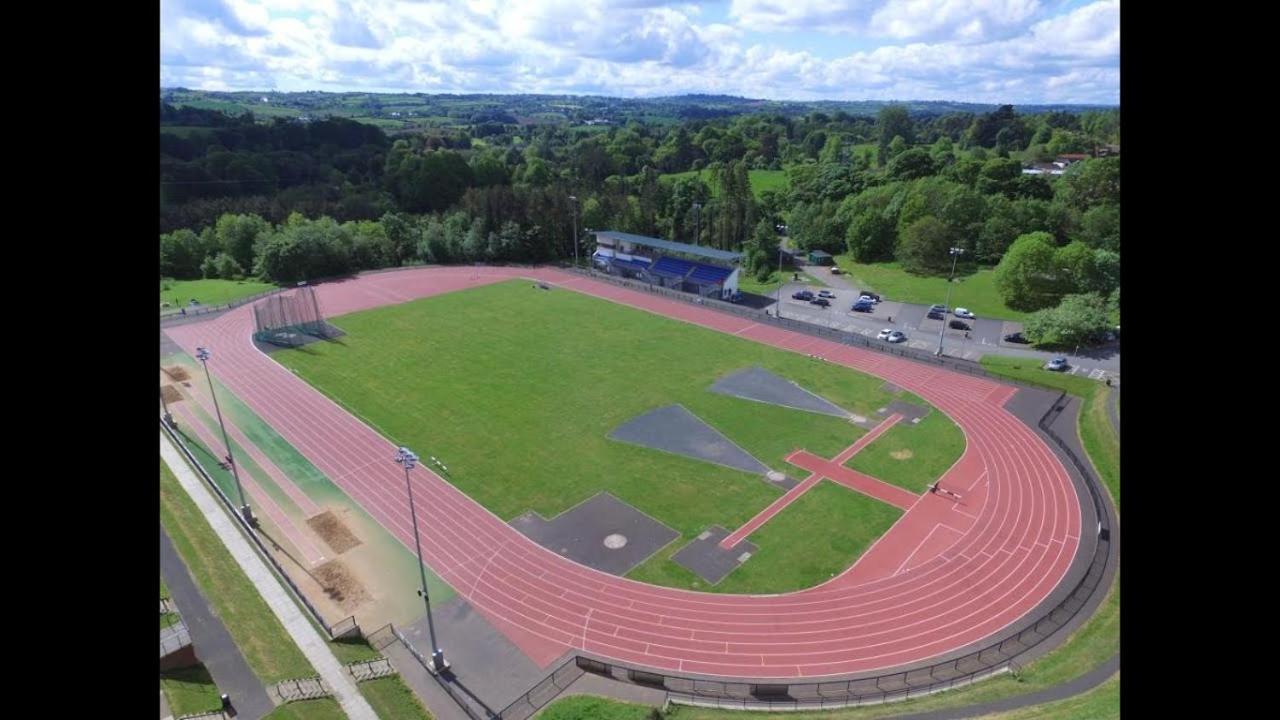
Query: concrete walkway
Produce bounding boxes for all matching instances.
[161,430,379,720]
[160,526,274,719]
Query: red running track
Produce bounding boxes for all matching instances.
[164,267,1082,680]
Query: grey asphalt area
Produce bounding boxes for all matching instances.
[402,596,559,714]
[510,493,679,576]
[160,525,274,720]
[671,527,758,585]
[770,280,1120,378]
[609,404,770,475]
[709,366,850,418]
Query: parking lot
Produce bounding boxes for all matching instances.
[772,282,1119,383]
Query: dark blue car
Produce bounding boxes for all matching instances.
[852,301,874,313]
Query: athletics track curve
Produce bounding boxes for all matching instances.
[164,266,1083,680]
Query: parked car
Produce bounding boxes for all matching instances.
[852,300,874,313]
[792,290,814,301]
[954,308,975,319]
[817,290,837,299]
[809,297,830,307]
[859,292,882,302]
[830,266,843,274]
[887,330,906,344]
[877,328,893,340]
[1046,357,1069,372]
[1003,332,1030,344]
[927,310,945,320]
[948,319,970,331]
[929,304,947,313]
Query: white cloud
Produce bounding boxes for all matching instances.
[159,0,1120,104]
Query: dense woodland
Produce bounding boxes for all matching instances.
[160,98,1119,343]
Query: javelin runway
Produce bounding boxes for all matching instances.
[165,266,1082,680]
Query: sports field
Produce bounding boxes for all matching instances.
[274,279,962,592]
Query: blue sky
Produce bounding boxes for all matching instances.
[159,1,1119,104]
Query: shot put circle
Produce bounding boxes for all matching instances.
[603,533,628,549]
[766,471,785,483]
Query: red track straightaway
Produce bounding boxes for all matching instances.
[165,267,1082,680]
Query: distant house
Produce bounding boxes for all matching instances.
[1056,153,1090,164]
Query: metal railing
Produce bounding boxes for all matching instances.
[160,618,192,658]
[161,419,360,643]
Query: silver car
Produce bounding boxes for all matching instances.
[877,328,893,340]
[887,331,907,344]
[1046,357,1069,372]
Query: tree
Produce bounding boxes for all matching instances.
[886,135,908,161]
[897,216,953,275]
[886,148,937,181]
[877,105,914,164]
[846,211,897,263]
[1023,293,1112,347]
[994,231,1064,311]
[213,213,269,271]
[976,157,1023,198]
[159,228,207,279]
[1078,204,1120,251]
[1059,157,1120,210]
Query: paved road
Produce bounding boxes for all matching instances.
[160,525,274,720]
[766,277,1120,383]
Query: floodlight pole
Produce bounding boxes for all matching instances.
[160,386,175,429]
[395,447,448,673]
[935,247,965,357]
[569,195,579,269]
[776,242,785,321]
[195,347,252,524]
[693,202,701,244]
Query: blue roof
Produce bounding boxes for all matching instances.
[593,230,741,263]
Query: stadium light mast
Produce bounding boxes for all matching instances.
[692,202,701,244]
[160,386,175,429]
[935,247,965,357]
[395,446,449,673]
[195,347,252,524]
[569,195,580,269]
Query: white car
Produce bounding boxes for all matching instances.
[817,290,837,299]
[954,308,975,319]
[1046,357,1069,372]
[886,330,907,343]
[877,328,893,340]
[860,294,880,304]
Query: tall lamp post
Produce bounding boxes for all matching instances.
[775,240,786,321]
[692,202,701,245]
[568,195,579,269]
[394,447,449,673]
[935,247,965,357]
[160,386,175,429]
[195,347,252,523]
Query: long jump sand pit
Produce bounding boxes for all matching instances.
[307,509,362,555]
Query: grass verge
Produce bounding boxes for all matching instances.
[160,665,224,717]
[262,698,347,719]
[359,676,435,719]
